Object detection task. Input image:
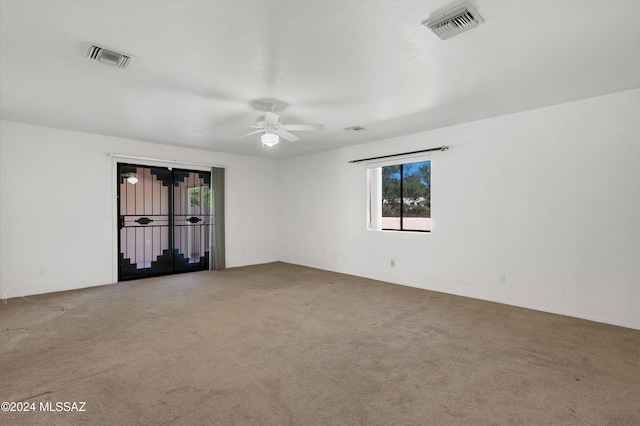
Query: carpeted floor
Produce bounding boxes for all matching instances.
[1,262,638,425]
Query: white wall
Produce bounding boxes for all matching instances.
[0,121,280,298]
[2,89,638,329]
[278,89,640,329]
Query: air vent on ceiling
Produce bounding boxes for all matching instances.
[87,45,134,68]
[422,2,484,40]
[344,126,366,131]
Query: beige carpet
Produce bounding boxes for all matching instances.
[1,262,638,425]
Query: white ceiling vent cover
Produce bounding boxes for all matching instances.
[87,45,134,68]
[422,2,484,40]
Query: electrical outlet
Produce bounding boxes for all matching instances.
[390,260,395,268]
[40,267,48,276]
[498,274,506,283]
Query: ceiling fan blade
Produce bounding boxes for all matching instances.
[212,123,262,129]
[282,124,325,131]
[264,111,280,125]
[276,129,300,143]
[237,129,264,139]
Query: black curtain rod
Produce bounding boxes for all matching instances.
[348,146,449,164]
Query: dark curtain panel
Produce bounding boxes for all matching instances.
[211,167,226,270]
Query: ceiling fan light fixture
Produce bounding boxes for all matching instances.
[261,133,279,147]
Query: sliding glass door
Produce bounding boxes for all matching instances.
[172,170,212,273]
[117,163,212,281]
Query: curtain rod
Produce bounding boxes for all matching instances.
[348,146,449,164]
[109,153,223,169]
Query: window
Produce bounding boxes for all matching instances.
[368,157,431,232]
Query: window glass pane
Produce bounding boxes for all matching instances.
[188,186,211,213]
[401,161,431,231]
[189,187,201,209]
[381,165,401,230]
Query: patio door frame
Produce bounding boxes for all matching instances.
[111,158,216,282]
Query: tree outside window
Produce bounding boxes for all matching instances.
[381,160,430,231]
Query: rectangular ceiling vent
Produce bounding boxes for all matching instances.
[87,45,134,68]
[422,2,484,40]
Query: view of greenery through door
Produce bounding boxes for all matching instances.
[189,186,211,209]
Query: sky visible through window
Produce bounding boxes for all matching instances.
[384,161,430,183]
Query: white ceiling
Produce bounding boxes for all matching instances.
[1,0,639,160]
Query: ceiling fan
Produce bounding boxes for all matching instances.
[215,112,324,147]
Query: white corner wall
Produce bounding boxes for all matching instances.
[0,121,279,298]
[277,89,640,329]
